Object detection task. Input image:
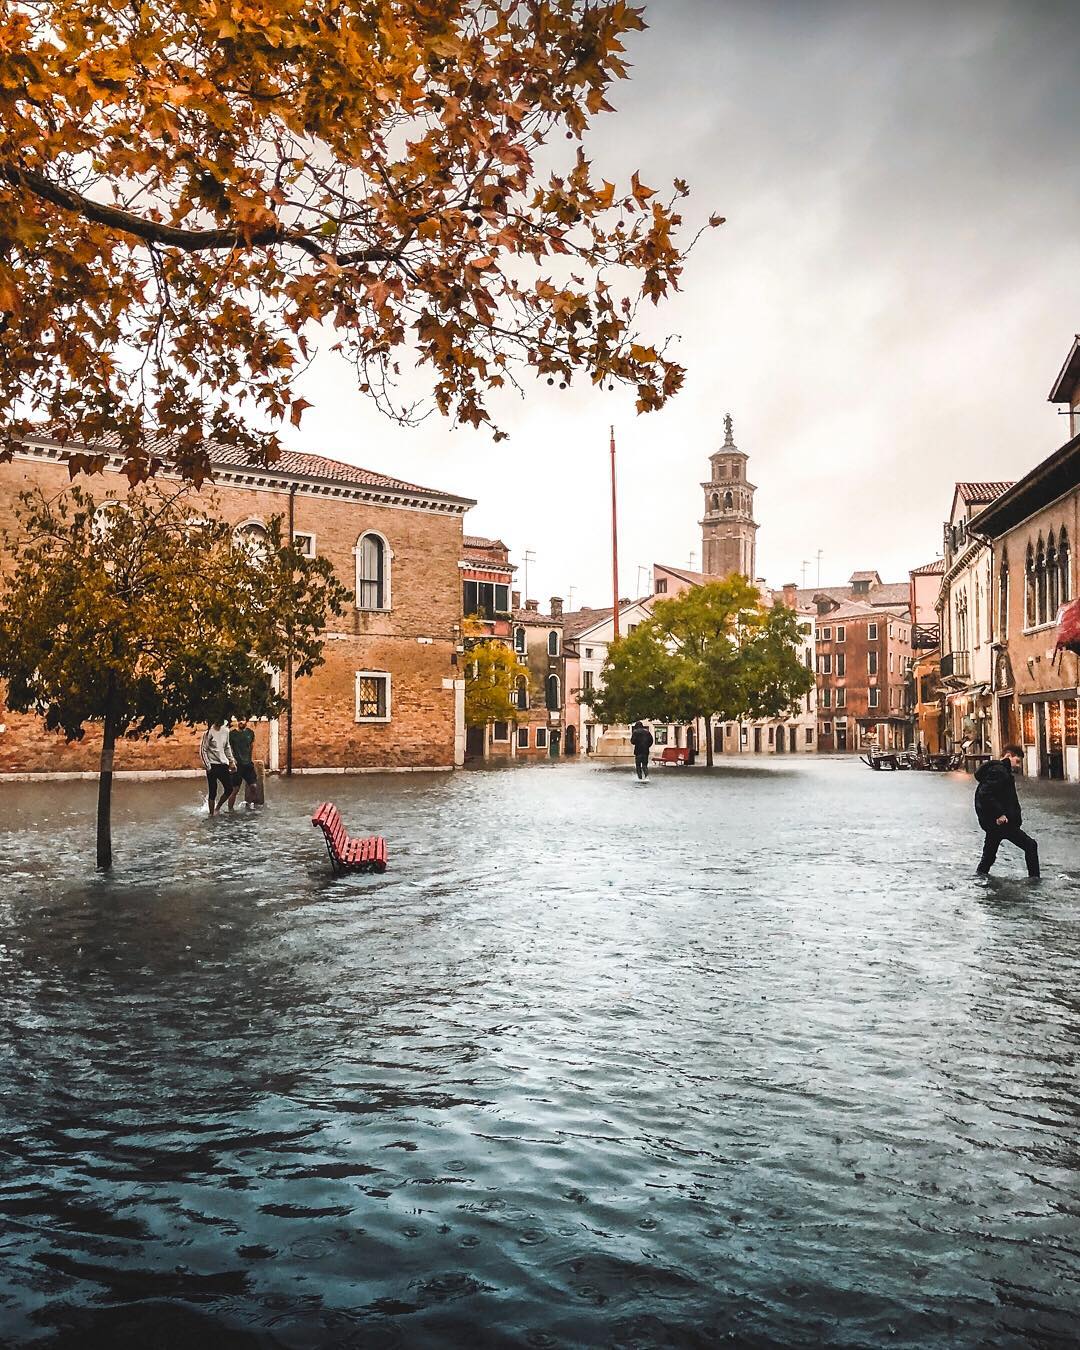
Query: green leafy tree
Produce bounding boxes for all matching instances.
[464,637,527,732]
[581,579,813,766]
[0,486,350,869]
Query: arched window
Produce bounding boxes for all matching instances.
[545,674,560,711]
[1036,536,1047,625]
[1059,528,1072,603]
[1025,544,1036,628]
[234,519,269,561]
[724,490,733,510]
[710,492,720,512]
[356,532,389,610]
[1048,531,1060,616]
[998,554,1009,640]
[547,630,559,657]
[513,626,526,654]
[515,674,528,711]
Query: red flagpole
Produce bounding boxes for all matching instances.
[610,424,620,640]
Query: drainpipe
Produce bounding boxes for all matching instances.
[286,484,296,776]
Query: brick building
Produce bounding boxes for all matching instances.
[909,558,945,754]
[510,597,573,758]
[0,433,473,777]
[813,601,913,752]
[460,535,517,760]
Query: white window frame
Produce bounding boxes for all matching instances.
[491,720,510,743]
[819,654,832,675]
[836,687,846,708]
[292,530,316,558]
[868,622,878,640]
[835,625,845,642]
[535,727,548,749]
[354,670,391,723]
[354,530,393,612]
[517,726,529,749]
[820,626,832,640]
[821,721,833,735]
[869,686,880,709]
[868,651,879,675]
[513,626,526,653]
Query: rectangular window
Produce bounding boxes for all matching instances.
[654,726,668,745]
[868,622,878,640]
[585,647,593,659]
[583,670,594,690]
[835,625,845,642]
[293,531,316,558]
[821,721,833,736]
[768,726,774,744]
[517,726,529,749]
[835,653,846,677]
[805,727,814,745]
[355,671,390,722]
[819,654,832,674]
[869,686,879,708]
[889,624,895,639]
[868,651,878,675]
[492,721,509,742]
[463,581,511,620]
[820,626,832,640]
[820,687,832,708]
[514,626,526,653]
[656,579,668,593]
[535,727,548,748]
[836,687,846,708]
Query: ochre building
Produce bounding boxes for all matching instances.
[0,433,473,778]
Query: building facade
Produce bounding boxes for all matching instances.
[510,597,573,758]
[813,602,914,752]
[936,483,1013,760]
[909,558,945,754]
[0,433,473,776]
[460,535,517,761]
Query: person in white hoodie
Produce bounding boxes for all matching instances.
[199,721,236,816]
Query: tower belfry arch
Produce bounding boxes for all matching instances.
[700,413,758,580]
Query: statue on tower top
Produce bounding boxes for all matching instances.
[723,413,734,446]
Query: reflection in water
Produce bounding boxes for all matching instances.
[1,760,1079,1347]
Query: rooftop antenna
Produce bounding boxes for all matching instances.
[800,559,810,588]
[815,548,824,588]
[688,549,696,571]
[523,549,536,602]
[636,563,649,596]
[566,584,576,610]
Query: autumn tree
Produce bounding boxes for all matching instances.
[0,486,350,869]
[0,1,719,483]
[581,579,813,766]
[464,636,526,735]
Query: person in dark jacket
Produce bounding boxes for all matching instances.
[630,721,654,781]
[974,745,1039,877]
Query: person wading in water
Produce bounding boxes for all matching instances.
[974,744,1040,878]
[199,720,236,817]
[226,716,258,811]
[630,721,654,781]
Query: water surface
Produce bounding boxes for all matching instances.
[1,759,1079,1347]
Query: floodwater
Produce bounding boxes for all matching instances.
[1,758,1080,1348]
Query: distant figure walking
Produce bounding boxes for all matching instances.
[200,721,236,817]
[630,721,654,781]
[974,745,1040,877]
[227,716,258,811]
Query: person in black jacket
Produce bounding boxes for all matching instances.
[630,721,654,781]
[974,745,1039,877]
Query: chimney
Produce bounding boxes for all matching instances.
[782,583,798,608]
[525,599,539,612]
[550,596,563,619]
[512,590,521,610]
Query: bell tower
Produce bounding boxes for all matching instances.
[701,414,757,579]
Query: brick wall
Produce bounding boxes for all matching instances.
[0,449,465,774]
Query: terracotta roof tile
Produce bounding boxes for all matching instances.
[956,481,1014,504]
[910,558,945,576]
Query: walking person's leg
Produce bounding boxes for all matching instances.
[206,769,217,815]
[977,828,1002,875]
[635,755,644,781]
[226,769,241,813]
[1004,826,1040,877]
[212,765,231,815]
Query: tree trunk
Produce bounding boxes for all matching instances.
[96,716,116,871]
[705,713,714,768]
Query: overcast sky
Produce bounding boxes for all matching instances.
[287,0,1080,609]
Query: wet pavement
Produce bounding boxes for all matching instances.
[1,757,1080,1348]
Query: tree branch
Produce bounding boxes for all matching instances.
[0,161,398,264]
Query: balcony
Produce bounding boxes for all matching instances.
[939,650,970,680]
[912,624,940,651]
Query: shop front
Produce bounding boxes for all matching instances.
[1018,688,1080,781]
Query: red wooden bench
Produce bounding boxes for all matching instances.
[311,802,387,876]
[654,747,690,766]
